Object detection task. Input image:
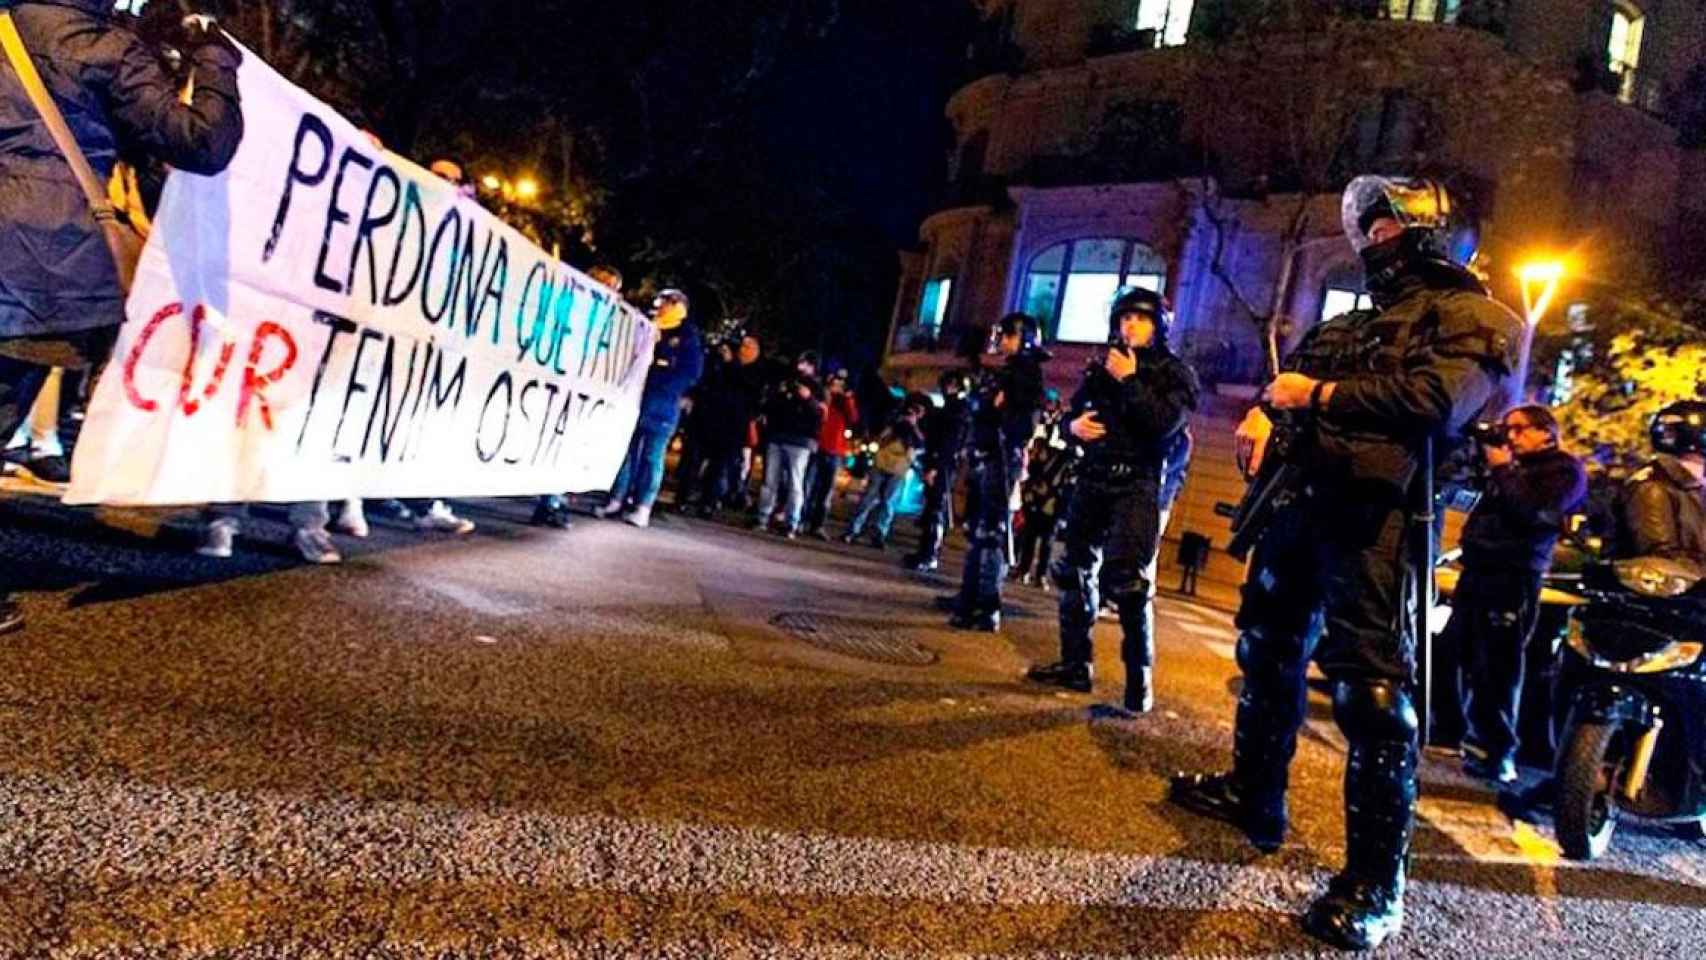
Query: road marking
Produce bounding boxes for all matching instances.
[1176,621,1233,641]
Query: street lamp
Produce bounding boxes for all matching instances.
[514,177,540,202]
[1513,258,1568,401]
[481,174,502,191]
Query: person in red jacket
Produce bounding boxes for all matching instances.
[801,367,860,540]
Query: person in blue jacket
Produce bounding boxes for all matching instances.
[598,289,703,528]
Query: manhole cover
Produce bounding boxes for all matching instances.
[768,612,940,666]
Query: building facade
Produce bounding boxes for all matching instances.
[883,0,1706,393]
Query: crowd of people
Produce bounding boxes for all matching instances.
[8,7,1706,956]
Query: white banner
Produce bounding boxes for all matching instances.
[65,46,654,507]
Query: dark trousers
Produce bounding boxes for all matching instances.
[1435,565,1543,764]
[1229,490,1420,884]
[801,451,842,532]
[1012,507,1057,580]
[672,426,711,503]
[1051,472,1161,670]
[1,329,115,601]
[956,447,1020,614]
[913,461,958,562]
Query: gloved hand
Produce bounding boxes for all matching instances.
[179,14,242,66]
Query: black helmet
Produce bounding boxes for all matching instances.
[795,350,821,373]
[1342,175,1476,267]
[1650,401,1706,457]
[1108,287,1171,345]
[994,311,1040,349]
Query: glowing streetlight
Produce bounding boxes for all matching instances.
[1513,259,1569,401]
[514,177,540,201]
[481,174,502,191]
[1518,260,1566,327]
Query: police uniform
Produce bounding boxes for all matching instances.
[1170,177,1525,951]
[945,318,1046,631]
[1028,290,1199,711]
[906,374,974,572]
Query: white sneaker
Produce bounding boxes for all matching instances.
[334,498,369,538]
[197,519,238,559]
[624,504,652,528]
[293,528,342,564]
[415,500,475,535]
[595,499,627,519]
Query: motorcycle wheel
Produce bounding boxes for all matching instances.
[1557,720,1623,861]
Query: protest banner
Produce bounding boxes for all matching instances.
[65,43,654,507]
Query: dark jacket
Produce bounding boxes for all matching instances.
[638,321,703,429]
[1,1,243,340]
[922,392,972,472]
[1069,345,1200,482]
[1160,425,1194,511]
[1617,456,1706,564]
[972,346,1047,454]
[1306,269,1525,501]
[762,373,825,450]
[1461,445,1588,573]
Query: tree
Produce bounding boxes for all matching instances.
[1534,286,1706,465]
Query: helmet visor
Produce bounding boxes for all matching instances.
[1342,175,1452,252]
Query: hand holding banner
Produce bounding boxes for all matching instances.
[67,43,654,507]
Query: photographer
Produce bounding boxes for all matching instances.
[1440,405,1586,784]
[751,351,825,538]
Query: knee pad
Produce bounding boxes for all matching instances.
[1330,679,1419,745]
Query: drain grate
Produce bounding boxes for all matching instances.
[768,611,940,666]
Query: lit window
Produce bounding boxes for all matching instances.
[1386,0,1461,23]
[1607,5,1645,104]
[1321,288,1373,321]
[1022,239,1167,344]
[917,277,953,331]
[1134,0,1194,48]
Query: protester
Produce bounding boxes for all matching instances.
[672,339,734,512]
[598,289,704,528]
[1434,404,1586,784]
[751,351,825,538]
[533,264,626,528]
[3,367,69,484]
[1,3,244,633]
[801,367,860,539]
[905,369,974,572]
[841,394,926,549]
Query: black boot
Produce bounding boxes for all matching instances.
[949,609,1000,632]
[1123,666,1154,713]
[931,593,963,613]
[904,553,939,572]
[530,501,573,529]
[1302,680,1417,952]
[0,596,21,636]
[1166,772,1288,853]
[1025,660,1092,693]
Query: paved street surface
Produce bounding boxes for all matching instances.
[2,493,1705,958]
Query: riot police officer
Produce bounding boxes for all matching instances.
[937,313,1048,631]
[1026,288,1199,713]
[905,369,975,572]
[1169,176,1524,951]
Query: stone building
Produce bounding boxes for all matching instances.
[882,0,1706,599]
[884,0,1706,393]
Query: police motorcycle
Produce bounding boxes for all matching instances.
[1548,554,1706,860]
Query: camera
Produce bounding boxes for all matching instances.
[1468,420,1509,448]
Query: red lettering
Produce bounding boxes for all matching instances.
[122,301,183,411]
[178,305,235,417]
[237,321,298,430]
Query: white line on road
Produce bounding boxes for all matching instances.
[1175,621,1234,641]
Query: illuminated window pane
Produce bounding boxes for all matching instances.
[1021,274,1061,324]
[1607,7,1645,105]
[917,278,952,330]
[1056,273,1123,344]
[1135,0,1194,47]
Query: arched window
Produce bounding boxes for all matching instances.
[1020,239,1167,344]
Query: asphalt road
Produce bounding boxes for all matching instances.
[1,492,1704,958]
